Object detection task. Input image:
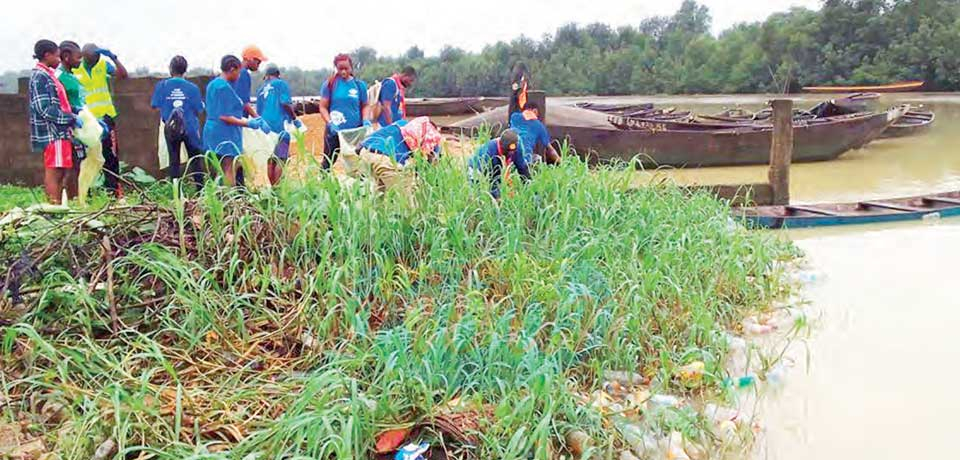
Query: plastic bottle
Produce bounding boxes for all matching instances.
[650,394,682,407]
[923,212,942,223]
[723,374,756,390]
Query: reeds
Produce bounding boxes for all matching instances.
[0,148,795,459]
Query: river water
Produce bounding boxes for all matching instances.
[559,93,960,459]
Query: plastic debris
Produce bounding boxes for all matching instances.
[703,403,739,423]
[649,394,682,408]
[92,439,116,460]
[620,450,641,460]
[766,364,787,386]
[376,428,412,454]
[716,420,738,443]
[604,370,645,386]
[665,432,691,460]
[566,429,593,457]
[923,212,941,223]
[618,421,657,457]
[675,361,706,387]
[742,316,775,335]
[723,374,757,390]
[395,442,429,460]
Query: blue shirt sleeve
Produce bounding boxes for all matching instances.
[280,80,292,104]
[535,121,550,149]
[320,80,331,100]
[379,79,397,103]
[106,61,116,75]
[358,80,369,106]
[192,85,204,114]
[509,111,522,128]
[512,147,531,182]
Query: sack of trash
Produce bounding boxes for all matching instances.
[240,127,279,190]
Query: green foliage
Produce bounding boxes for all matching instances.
[255,0,960,97]
[1,152,795,458]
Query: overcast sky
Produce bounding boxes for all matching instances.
[2,0,820,73]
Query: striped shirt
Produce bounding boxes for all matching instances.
[28,66,74,152]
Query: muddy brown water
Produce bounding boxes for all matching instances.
[558,93,959,459]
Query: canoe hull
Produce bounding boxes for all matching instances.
[879,111,935,139]
[568,112,898,167]
[406,97,508,117]
[736,191,960,229]
[803,81,924,93]
[449,105,902,168]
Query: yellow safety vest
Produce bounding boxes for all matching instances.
[73,60,117,118]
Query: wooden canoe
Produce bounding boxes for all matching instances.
[803,81,924,93]
[880,110,935,139]
[405,97,507,117]
[448,104,906,168]
[735,191,960,229]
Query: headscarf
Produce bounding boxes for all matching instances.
[399,117,442,154]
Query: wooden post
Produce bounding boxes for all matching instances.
[768,99,793,206]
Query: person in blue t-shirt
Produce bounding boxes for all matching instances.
[319,53,371,169]
[508,102,560,165]
[232,45,267,118]
[377,66,416,127]
[256,63,299,184]
[468,129,530,199]
[204,55,269,186]
[151,55,205,187]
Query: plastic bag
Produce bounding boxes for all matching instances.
[157,122,188,171]
[333,126,372,177]
[73,109,103,148]
[74,109,105,205]
[78,141,104,206]
[240,127,279,190]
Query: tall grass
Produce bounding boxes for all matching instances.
[0,149,795,458]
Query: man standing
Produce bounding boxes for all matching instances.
[377,66,416,127]
[151,55,205,188]
[234,45,267,118]
[73,43,127,198]
[29,40,80,204]
[256,63,297,184]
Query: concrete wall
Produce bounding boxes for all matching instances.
[0,76,211,187]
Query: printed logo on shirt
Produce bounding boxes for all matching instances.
[173,100,184,108]
[348,88,359,98]
[167,88,187,102]
[260,83,274,98]
[330,111,347,126]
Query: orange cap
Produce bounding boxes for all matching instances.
[242,45,268,62]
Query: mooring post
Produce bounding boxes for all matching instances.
[769,99,793,206]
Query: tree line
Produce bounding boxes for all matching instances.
[4,0,958,97]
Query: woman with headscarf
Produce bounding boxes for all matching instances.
[318,53,371,169]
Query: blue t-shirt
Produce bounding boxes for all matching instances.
[469,138,530,177]
[151,77,204,145]
[361,120,412,164]
[231,68,252,106]
[256,77,293,133]
[509,111,551,163]
[203,77,245,156]
[377,78,405,126]
[320,77,368,130]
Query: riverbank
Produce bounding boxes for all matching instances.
[0,154,796,458]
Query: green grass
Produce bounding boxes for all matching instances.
[0,150,796,459]
[0,184,45,211]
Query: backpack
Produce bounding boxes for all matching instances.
[164,106,186,139]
